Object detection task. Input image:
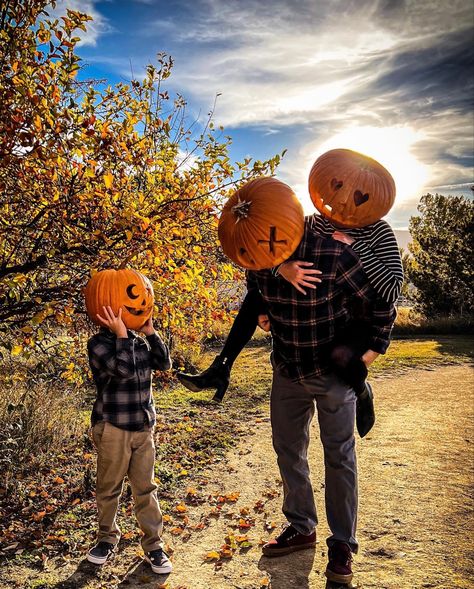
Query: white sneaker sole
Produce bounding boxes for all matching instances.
[144,555,173,574]
[87,552,111,565]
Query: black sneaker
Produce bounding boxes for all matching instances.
[356,381,375,438]
[145,548,173,574]
[262,524,316,557]
[87,541,116,565]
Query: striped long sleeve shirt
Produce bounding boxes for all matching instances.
[307,214,404,304]
[248,219,396,382]
[87,328,171,431]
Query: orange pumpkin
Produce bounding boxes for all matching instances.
[308,149,396,228]
[218,177,304,270]
[84,269,154,331]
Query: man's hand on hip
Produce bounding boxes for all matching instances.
[361,349,380,366]
[257,314,271,332]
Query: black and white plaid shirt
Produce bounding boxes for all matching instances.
[247,219,396,382]
[88,328,171,431]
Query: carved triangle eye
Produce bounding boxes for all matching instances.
[354,190,369,206]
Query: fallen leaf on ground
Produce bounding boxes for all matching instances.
[204,550,220,561]
[170,527,184,535]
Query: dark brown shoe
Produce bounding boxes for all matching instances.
[325,541,353,584]
[262,524,316,557]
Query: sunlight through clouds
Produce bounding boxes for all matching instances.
[314,126,430,206]
[71,0,473,227]
[278,125,431,227]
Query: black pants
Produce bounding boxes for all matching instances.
[220,291,369,394]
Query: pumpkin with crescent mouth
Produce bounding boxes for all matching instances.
[308,148,396,228]
[84,269,154,330]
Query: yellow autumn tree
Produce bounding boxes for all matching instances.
[0,0,283,378]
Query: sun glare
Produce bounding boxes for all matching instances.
[312,125,429,207]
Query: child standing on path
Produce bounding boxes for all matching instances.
[86,305,172,575]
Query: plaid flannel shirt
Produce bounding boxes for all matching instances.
[87,328,171,431]
[247,219,396,382]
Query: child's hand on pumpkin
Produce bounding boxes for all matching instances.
[96,306,128,338]
[278,261,322,295]
[141,316,155,336]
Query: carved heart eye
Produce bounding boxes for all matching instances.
[354,190,369,206]
[331,178,344,191]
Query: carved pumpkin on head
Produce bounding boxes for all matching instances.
[84,269,154,331]
[218,177,305,270]
[308,148,396,228]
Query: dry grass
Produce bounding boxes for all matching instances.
[393,306,473,335]
[0,369,85,493]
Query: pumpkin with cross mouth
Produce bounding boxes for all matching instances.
[84,269,154,331]
[308,148,396,228]
[218,177,305,270]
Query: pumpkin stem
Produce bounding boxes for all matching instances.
[231,198,251,223]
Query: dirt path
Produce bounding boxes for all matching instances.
[4,364,474,588]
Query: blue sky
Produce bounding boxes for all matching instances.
[52,0,473,229]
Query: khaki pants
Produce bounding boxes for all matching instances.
[92,421,163,552]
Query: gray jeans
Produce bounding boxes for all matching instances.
[270,359,358,552]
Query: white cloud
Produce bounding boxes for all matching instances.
[46,0,112,46]
[76,0,473,226]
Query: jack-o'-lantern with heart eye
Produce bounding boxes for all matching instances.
[84,269,154,331]
[218,177,305,270]
[308,148,396,228]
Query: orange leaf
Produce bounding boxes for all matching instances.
[170,527,184,535]
[32,511,46,522]
[204,550,220,561]
[53,476,64,484]
[103,171,113,189]
[235,534,249,543]
[219,548,233,559]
